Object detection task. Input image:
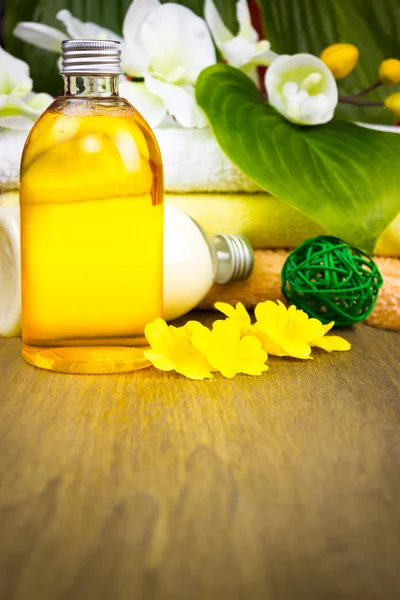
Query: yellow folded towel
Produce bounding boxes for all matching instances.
[4,184,400,257]
[199,250,400,332]
[166,193,400,257]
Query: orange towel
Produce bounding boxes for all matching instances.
[199,250,400,332]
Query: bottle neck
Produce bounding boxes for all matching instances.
[63,74,120,97]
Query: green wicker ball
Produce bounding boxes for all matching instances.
[281,236,383,327]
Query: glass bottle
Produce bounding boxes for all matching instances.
[19,40,163,374]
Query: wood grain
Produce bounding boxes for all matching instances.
[1,319,400,600]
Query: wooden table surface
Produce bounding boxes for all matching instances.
[1,320,400,600]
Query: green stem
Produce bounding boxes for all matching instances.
[339,98,383,107]
[339,81,382,103]
[352,81,382,98]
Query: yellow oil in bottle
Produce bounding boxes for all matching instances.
[20,95,163,374]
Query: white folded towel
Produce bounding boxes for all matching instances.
[2,122,399,194]
[153,123,262,193]
[0,123,261,194]
[0,207,21,337]
[0,129,27,191]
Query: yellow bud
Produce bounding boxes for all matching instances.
[379,58,400,85]
[384,92,400,117]
[320,43,359,79]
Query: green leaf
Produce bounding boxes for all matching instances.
[196,64,400,253]
[4,0,238,95]
[257,0,400,124]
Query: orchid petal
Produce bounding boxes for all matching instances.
[141,4,216,84]
[0,92,52,123]
[56,9,121,42]
[0,115,34,130]
[205,0,276,71]
[0,46,32,97]
[204,0,233,47]
[0,96,36,119]
[25,93,53,112]
[145,75,208,128]
[122,0,160,77]
[220,37,259,69]
[249,45,278,67]
[119,80,166,127]
[13,22,65,52]
[220,37,277,70]
[236,0,258,44]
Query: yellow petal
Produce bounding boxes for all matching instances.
[321,321,335,334]
[285,306,323,343]
[255,300,288,334]
[311,336,351,352]
[189,321,214,354]
[215,301,250,322]
[144,318,172,353]
[235,336,269,376]
[214,301,236,319]
[174,351,214,380]
[253,324,286,356]
[235,302,252,324]
[212,318,241,346]
[191,318,268,378]
[184,320,211,338]
[206,335,267,378]
[279,339,312,359]
[145,318,213,379]
[143,350,175,371]
[214,301,253,336]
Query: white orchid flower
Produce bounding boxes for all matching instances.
[0,46,53,130]
[13,1,216,128]
[13,9,121,55]
[120,0,216,128]
[0,45,33,98]
[265,54,338,126]
[205,0,277,80]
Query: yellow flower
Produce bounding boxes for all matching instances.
[144,318,213,380]
[214,301,254,335]
[379,59,400,85]
[309,321,352,352]
[384,92,400,117]
[320,43,359,79]
[254,300,351,359]
[190,319,268,378]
